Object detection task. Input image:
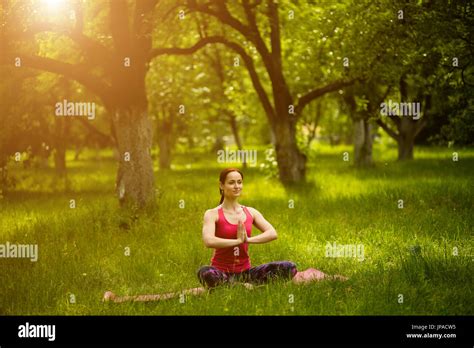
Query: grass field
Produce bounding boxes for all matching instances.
[0,144,472,315]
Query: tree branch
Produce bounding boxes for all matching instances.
[295,79,356,118]
[133,0,159,54]
[367,85,392,114]
[376,118,399,141]
[217,38,277,124]
[187,0,288,116]
[19,55,112,106]
[214,1,253,39]
[414,117,428,137]
[10,22,114,71]
[149,36,225,58]
[151,34,276,123]
[110,0,131,53]
[14,20,113,77]
[77,117,113,145]
[240,0,275,80]
[241,0,292,118]
[266,0,282,70]
[186,0,251,39]
[68,31,115,70]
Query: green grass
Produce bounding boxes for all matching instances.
[0,144,473,315]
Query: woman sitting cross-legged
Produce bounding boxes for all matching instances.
[103,168,347,303]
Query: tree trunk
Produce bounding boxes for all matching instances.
[53,116,68,176]
[212,136,225,154]
[158,116,172,170]
[344,93,373,166]
[305,101,322,149]
[113,106,155,208]
[228,113,247,169]
[229,114,243,150]
[273,121,307,184]
[158,138,171,170]
[353,118,373,166]
[54,147,66,176]
[74,141,85,161]
[396,76,415,161]
[397,118,416,160]
[269,128,276,147]
[0,165,7,197]
[398,137,414,160]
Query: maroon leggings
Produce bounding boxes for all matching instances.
[197,261,297,288]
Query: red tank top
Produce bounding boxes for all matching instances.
[211,205,253,273]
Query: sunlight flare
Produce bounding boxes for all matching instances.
[41,0,65,10]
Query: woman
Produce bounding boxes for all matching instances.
[197,167,347,289]
[103,168,346,303]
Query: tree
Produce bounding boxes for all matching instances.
[186,0,356,185]
[1,0,223,207]
[374,1,473,160]
[342,82,391,166]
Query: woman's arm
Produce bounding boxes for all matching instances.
[247,208,278,244]
[202,210,244,248]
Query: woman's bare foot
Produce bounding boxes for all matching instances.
[293,268,326,284]
[292,268,348,284]
[103,291,116,302]
[242,283,254,290]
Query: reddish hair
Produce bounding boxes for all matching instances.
[219,168,244,204]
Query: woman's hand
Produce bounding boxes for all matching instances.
[236,219,247,244]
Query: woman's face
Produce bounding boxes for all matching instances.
[220,171,243,199]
